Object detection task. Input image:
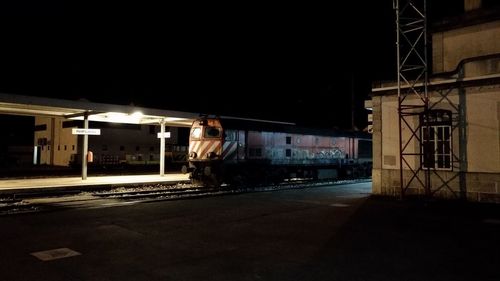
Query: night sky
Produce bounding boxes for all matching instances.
[0,1,468,130]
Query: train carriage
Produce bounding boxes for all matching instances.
[186,116,372,186]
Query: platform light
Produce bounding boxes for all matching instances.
[131,111,143,118]
[89,111,145,124]
[67,111,193,126]
[105,112,128,123]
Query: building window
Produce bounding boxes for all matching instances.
[64,145,67,151]
[286,136,291,144]
[34,124,47,131]
[421,110,452,170]
[286,149,291,157]
[72,145,75,151]
[58,145,60,151]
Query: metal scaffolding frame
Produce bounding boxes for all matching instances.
[427,81,465,199]
[395,0,430,197]
[395,0,464,198]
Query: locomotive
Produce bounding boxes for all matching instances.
[186,116,372,186]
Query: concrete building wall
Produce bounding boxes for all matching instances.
[380,98,400,170]
[432,20,500,73]
[34,116,78,166]
[34,116,51,165]
[465,0,482,11]
[371,4,500,202]
[371,86,500,202]
[53,118,78,166]
[370,97,383,194]
[466,87,500,173]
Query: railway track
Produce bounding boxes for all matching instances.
[0,178,371,215]
[93,186,240,200]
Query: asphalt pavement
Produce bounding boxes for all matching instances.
[0,182,498,281]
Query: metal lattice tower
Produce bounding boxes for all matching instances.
[395,0,466,199]
[394,0,430,197]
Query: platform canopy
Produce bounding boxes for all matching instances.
[0,93,200,127]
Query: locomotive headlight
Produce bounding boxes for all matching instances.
[190,152,197,159]
[207,152,217,159]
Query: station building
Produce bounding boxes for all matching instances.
[369,1,500,202]
[34,117,188,167]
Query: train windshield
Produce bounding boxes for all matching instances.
[191,127,202,139]
[204,126,221,138]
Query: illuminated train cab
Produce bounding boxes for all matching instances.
[187,117,372,186]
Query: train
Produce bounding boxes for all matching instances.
[185,116,372,186]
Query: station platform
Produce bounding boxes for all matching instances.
[0,173,190,195]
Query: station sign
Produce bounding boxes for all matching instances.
[72,128,101,135]
[157,132,171,138]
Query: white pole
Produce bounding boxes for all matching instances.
[33,146,38,165]
[160,119,165,176]
[82,113,89,180]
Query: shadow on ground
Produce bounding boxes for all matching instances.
[288,196,500,281]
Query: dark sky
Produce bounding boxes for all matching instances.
[0,1,468,130]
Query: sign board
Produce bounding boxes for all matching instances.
[72,128,101,135]
[157,132,171,138]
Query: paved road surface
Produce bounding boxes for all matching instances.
[0,182,498,281]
